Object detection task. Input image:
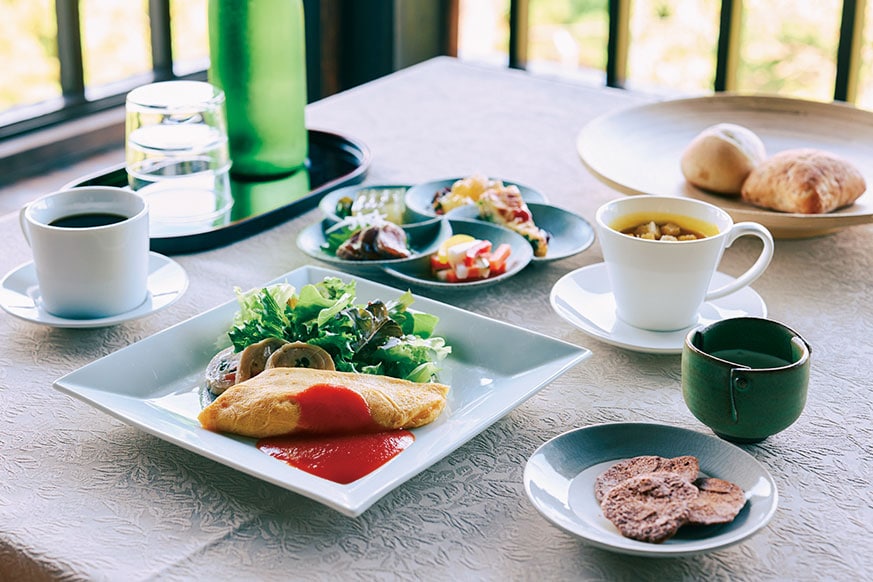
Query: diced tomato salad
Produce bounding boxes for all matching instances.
[430,235,511,282]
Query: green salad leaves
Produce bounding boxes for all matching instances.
[227,277,450,383]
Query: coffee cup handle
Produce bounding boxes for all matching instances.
[19,205,32,246]
[705,221,774,301]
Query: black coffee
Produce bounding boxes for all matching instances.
[49,213,128,228]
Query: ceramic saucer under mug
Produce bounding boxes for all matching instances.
[550,262,767,354]
[0,252,188,328]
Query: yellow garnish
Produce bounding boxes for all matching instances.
[437,234,476,260]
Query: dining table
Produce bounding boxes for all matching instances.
[1,56,871,581]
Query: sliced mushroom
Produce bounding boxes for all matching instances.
[265,341,336,371]
[237,338,289,383]
[204,346,241,395]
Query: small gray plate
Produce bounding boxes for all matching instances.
[296,218,452,274]
[445,202,594,262]
[524,422,778,557]
[404,177,547,218]
[381,219,534,290]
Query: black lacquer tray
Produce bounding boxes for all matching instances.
[65,129,371,254]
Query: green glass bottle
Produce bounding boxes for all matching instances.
[207,0,308,178]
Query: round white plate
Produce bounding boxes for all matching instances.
[524,422,778,557]
[445,202,595,262]
[0,252,188,328]
[550,262,767,354]
[578,95,873,238]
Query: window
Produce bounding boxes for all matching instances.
[4,1,873,157]
[0,0,208,140]
[460,0,872,106]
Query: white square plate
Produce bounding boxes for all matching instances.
[55,266,591,516]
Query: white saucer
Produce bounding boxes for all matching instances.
[0,252,188,328]
[550,262,767,354]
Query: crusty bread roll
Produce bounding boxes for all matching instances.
[741,148,866,213]
[681,123,767,195]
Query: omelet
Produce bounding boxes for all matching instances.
[198,367,449,438]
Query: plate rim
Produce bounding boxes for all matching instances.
[523,421,779,557]
[0,251,188,328]
[380,218,534,289]
[577,94,873,237]
[445,202,596,263]
[53,265,592,516]
[296,218,453,269]
[549,262,767,354]
[404,176,548,219]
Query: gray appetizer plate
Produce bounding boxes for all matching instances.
[524,422,778,557]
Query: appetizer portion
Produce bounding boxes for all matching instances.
[323,213,412,261]
[335,222,411,260]
[430,174,551,257]
[334,187,407,225]
[595,454,746,543]
[429,234,511,283]
[198,367,449,438]
[431,174,503,214]
[477,185,550,257]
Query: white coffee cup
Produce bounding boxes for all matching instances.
[596,196,774,331]
[20,186,150,319]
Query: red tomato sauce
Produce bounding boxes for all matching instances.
[255,383,415,484]
[293,383,379,433]
[258,430,414,484]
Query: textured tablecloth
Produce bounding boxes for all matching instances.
[1,58,871,581]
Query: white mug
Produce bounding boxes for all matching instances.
[20,186,150,319]
[596,196,774,331]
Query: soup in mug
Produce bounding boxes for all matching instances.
[611,211,719,241]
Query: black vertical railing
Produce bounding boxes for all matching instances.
[149,0,174,81]
[55,0,85,103]
[1,0,870,143]
[605,0,628,88]
[508,0,862,101]
[835,0,862,102]
[508,0,529,69]
[713,0,739,92]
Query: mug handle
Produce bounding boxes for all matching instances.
[705,221,774,301]
[19,205,32,246]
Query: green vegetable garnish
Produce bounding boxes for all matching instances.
[226,277,450,382]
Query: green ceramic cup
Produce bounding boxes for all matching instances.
[682,317,811,443]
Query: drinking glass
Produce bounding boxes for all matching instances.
[125,80,233,235]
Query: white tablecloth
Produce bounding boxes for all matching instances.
[1,58,871,580]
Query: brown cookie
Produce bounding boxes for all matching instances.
[661,455,700,483]
[601,472,700,543]
[594,455,700,503]
[687,477,746,525]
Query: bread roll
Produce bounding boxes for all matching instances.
[681,123,767,195]
[741,148,866,214]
